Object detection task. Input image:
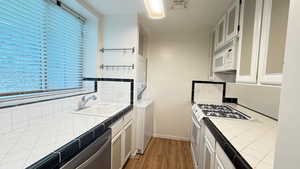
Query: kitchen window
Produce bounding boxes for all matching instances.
[0,0,88,103]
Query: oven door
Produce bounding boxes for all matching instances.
[191,115,201,168]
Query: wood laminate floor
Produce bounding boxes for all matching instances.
[123,138,194,169]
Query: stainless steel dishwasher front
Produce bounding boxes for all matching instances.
[61,129,111,169]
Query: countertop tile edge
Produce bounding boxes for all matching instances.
[25,104,133,169]
[203,117,253,169]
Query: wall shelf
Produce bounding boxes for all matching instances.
[100,64,135,70]
[100,47,135,54]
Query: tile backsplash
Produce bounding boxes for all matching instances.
[0,94,94,135]
[98,81,131,104]
[226,83,281,119]
[194,83,224,105]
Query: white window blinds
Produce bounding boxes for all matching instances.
[0,0,85,98]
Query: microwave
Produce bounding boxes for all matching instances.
[213,41,237,73]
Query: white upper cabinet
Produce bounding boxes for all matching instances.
[209,30,216,80]
[236,0,263,83]
[225,0,240,41]
[211,0,240,75]
[215,15,227,50]
[258,0,290,85]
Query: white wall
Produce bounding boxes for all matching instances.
[147,31,210,140]
[274,0,300,168]
[101,14,138,79]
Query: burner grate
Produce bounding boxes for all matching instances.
[198,104,251,120]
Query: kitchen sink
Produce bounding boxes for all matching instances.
[73,104,128,117]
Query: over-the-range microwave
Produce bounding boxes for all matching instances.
[213,40,237,73]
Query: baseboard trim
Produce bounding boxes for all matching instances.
[130,149,138,157]
[153,133,190,141]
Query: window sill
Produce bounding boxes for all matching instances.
[0,84,97,109]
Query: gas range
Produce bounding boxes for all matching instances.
[194,104,251,120]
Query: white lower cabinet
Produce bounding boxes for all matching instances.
[203,138,215,169]
[112,132,122,169]
[200,124,236,169]
[123,121,133,161]
[215,143,235,169]
[215,155,225,169]
[111,111,133,169]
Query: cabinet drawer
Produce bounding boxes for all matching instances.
[111,111,133,138]
[123,110,133,125]
[205,126,216,150]
[111,119,124,138]
[216,143,235,169]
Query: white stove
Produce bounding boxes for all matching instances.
[193,104,252,121]
[190,103,252,169]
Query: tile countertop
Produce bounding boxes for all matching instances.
[0,103,130,169]
[208,103,278,169]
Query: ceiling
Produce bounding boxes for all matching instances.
[85,0,138,15]
[84,0,232,33]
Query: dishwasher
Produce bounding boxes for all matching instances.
[61,129,111,169]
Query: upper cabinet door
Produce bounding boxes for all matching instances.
[216,15,227,50]
[209,30,216,80]
[236,0,263,83]
[258,0,290,85]
[225,0,240,41]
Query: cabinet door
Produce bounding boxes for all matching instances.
[123,121,133,162]
[216,15,226,49]
[226,0,240,41]
[209,30,216,80]
[258,0,290,85]
[236,0,263,83]
[112,132,122,169]
[215,143,235,169]
[214,155,225,169]
[203,138,215,169]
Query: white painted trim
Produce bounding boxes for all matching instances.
[130,149,138,157]
[153,133,190,141]
[225,0,240,41]
[258,0,283,85]
[236,0,263,84]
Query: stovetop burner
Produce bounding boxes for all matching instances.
[197,104,251,120]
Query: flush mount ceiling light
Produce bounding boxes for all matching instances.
[144,0,165,19]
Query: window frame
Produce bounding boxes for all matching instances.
[0,0,93,107]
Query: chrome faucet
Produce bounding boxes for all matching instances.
[78,95,97,110]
